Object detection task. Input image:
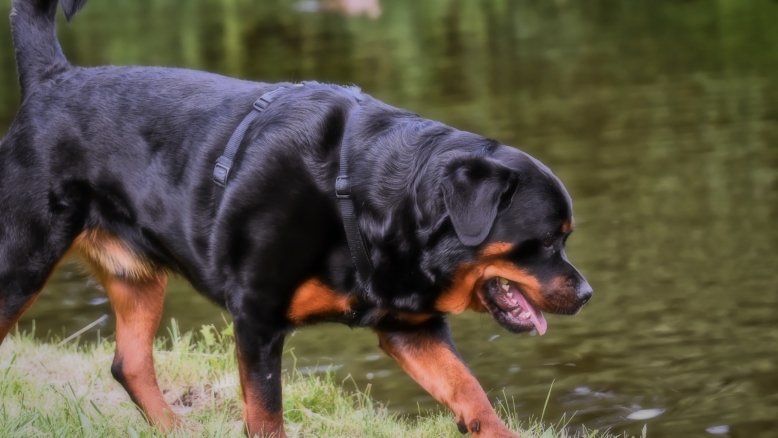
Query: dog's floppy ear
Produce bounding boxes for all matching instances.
[442,154,519,246]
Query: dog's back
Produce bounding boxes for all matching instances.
[3,0,282,301]
[8,0,266,170]
[8,0,270,172]
[1,0,357,296]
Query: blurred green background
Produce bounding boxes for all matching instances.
[1,0,777,437]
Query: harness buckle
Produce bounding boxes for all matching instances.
[335,176,351,199]
[213,156,233,187]
[253,87,287,112]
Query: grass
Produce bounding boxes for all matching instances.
[0,320,632,438]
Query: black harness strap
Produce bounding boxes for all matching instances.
[213,86,288,204]
[213,84,376,296]
[336,106,375,295]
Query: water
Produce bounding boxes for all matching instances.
[2,1,777,436]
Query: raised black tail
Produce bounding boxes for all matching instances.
[10,0,88,97]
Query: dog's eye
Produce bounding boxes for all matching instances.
[542,239,553,248]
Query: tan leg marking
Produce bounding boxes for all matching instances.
[97,270,179,431]
[0,291,42,343]
[73,229,177,430]
[74,229,160,280]
[237,350,287,438]
[286,278,352,325]
[0,253,73,344]
[377,331,518,437]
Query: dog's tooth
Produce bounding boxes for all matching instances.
[506,292,513,298]
[501,284,510,291]
[498,277,509,285]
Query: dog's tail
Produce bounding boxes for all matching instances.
[10,0,88,97]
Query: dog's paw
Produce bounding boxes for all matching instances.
[457,418,521,437]
[457,420,520,438]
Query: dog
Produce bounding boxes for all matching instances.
[0,1,593,436]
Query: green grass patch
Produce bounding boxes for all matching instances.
[0,320,633,437]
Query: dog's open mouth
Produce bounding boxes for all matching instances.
[482,277,548,335]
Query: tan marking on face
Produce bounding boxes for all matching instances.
[482,262,544,307]
[435,265,487,314]
[434,242,515,314]
[549,275,570,291]
[287,279,352,325]
[478,242,513,258]
[73,229,160,280]
[544,274,583,313]
[561,219,575,234]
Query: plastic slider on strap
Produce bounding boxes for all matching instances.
[335,176,351,199]
[254,87,287,112]
[213,156,233,187]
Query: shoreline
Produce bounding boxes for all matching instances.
[0,321,630,437]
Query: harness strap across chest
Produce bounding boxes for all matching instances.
[335,106,375,295]
[212,84,375,295]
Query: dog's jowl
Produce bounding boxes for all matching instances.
[0,1,592,436]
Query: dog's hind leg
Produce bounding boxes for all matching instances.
[0,288,42,343]
[92,268,179,431]
[0,219,74,343]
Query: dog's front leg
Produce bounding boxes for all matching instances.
[233,318,287,438]
[377,318,519,438]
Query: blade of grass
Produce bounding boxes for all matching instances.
[540,379,555,425]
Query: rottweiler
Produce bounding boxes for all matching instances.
[0,1,592,437]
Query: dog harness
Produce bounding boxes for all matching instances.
[335,104,375,295]
[212,86,288,191]
[213,84,375,295]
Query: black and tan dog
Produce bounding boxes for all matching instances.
[0,1,592,436]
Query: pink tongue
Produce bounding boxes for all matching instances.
[529,309,548,336]
[511,286,548,336]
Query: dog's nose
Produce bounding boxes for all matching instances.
[577,280,593,305]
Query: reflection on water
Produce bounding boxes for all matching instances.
[1,1,777,437]
[294,0,382,18]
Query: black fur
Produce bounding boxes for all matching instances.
[1,1,592,435]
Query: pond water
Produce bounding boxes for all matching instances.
[2,1,777,437]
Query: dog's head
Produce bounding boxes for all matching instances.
[434,143,592,335]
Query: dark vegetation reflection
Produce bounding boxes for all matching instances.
[1,1,777,437]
